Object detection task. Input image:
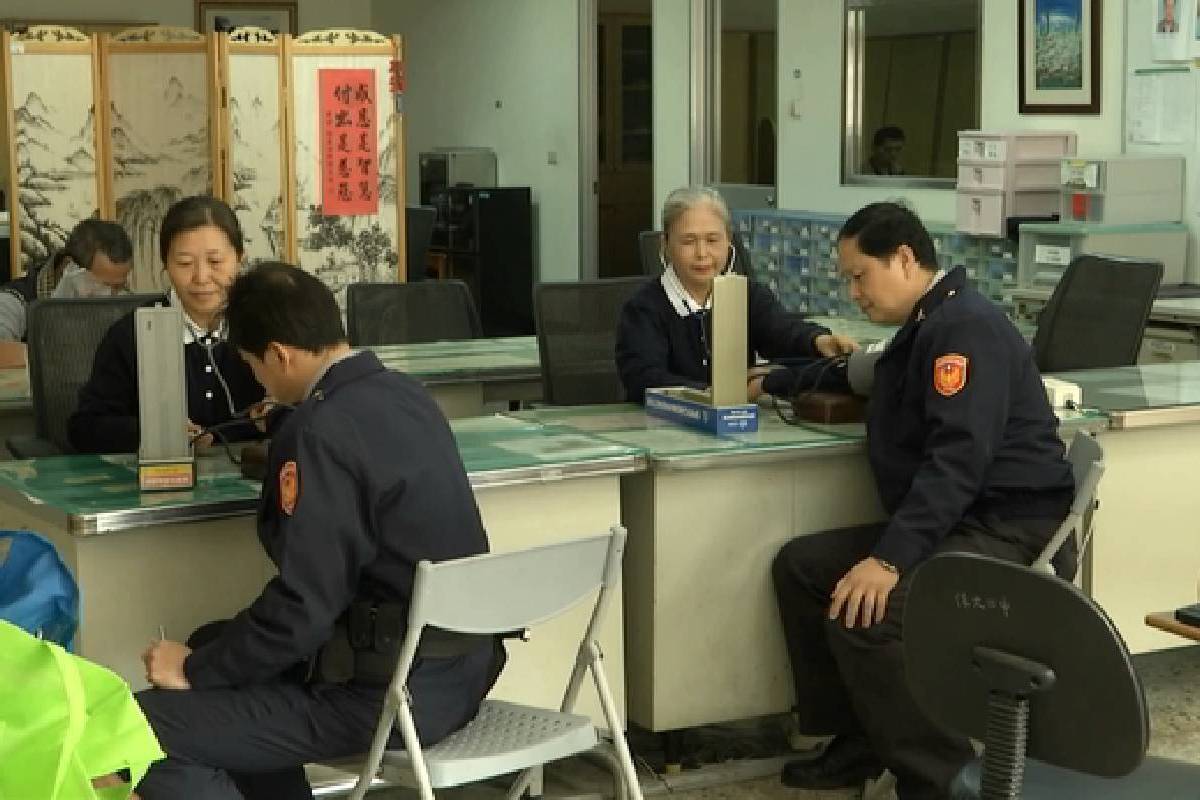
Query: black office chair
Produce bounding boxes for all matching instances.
[345,280,483,347]
[905,552,1200,799]
[638,231,663,277]
[8,294,157,457]
[533,277,645,405]
[405,205,437,281]
[1032,255,1163,372]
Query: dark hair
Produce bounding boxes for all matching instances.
[872,126,905,147]
[65,219,133,270]
[159,195,244,263]
[224,261,346,356]
[837,202,938,270]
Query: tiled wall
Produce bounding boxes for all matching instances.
[733,209,1019,318]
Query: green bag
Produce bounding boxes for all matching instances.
[0,621,165,800]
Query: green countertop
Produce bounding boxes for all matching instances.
[368,337,539,383]
[508,403,864,467]
[0,414,642,533]
[0,339,540,417]
[1054,362,1200,414]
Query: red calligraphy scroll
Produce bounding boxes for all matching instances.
[319,68,378,216]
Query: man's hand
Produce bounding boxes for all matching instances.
[248,398,277,433]
[187,420,214,450]
[814,333,860,357]
[829,557,899,628]
[747,366,773,401]
[143,639,193,690]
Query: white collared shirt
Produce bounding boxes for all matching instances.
[168,289,227,346]
[660,266,711,318]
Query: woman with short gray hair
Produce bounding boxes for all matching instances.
[615,185,857,403]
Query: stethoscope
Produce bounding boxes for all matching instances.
[185,323,238,418]
[660,242,737,367]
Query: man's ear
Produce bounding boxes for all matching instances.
[266,341,289,370]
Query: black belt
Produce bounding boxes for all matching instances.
[972,486,1073,521]
[314,600,503,686]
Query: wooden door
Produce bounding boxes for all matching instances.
[598,15,653,278]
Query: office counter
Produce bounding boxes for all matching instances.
[368,336,540,417]
[509,404,1104,732]
[0,365,32,459]
[0,415,639,725]
[1054,362,1200,652]
[0,337,542,451]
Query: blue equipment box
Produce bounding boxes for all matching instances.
[644,388,759,435]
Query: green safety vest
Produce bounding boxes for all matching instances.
[0,621,164,800]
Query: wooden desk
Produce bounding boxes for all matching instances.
[1146,611,1200,643]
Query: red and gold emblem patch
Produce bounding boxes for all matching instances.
[279,460,299,515]
[933,354,969,397]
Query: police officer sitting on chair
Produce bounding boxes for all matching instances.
[133,262,504,800]
[754,202,1076,799]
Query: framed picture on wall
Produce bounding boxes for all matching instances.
[1018,0,1102,114]
[195,0,298,36]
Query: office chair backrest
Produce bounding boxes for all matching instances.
[27,295,157,452]
[533,277,645,405]
[1032,255,1163,372]
[405,206,437,282]
[904,552,1149,779]
[346,280,482,346]
[638,231,662,277]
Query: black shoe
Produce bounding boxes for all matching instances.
[781,734,884,790]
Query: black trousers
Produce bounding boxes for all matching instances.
[772,513,1070,800]
[135,624,501,800]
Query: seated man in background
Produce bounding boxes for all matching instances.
[760,202,1075,799]
[0,219,132,366]
[867,126,906,176]
[135,262,503,800]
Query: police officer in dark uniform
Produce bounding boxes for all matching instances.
[134,262,503,800]
[754,202,1075,799]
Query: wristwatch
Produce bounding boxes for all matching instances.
[873,557,899,575]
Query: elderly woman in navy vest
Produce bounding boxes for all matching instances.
[616,185,858,403]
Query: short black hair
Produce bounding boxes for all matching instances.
[159,195,244,263]
[872,126,905,147]
[838,202,938,270]
[225,262,346,357]
[66,219,133,269]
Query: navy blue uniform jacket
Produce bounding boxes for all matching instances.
[615,276,831,403]
[68,295,263,454]
[770,267,1073,571]
[183,352,497,707]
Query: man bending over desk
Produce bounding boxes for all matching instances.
[760,203,1076,799]
[131,262,504,800]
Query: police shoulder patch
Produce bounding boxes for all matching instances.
[933,353,968,397]
[279,460,299,515]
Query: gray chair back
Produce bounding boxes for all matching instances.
[533,277,645,405]
[1033,255,1163,372]
[346,280,482,346]
[405,206,437,281]
[27,295,157,452]
[1032,431,1104,573]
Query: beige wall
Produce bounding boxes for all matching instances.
[776,0,1126,223]
[371,0,582,282]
